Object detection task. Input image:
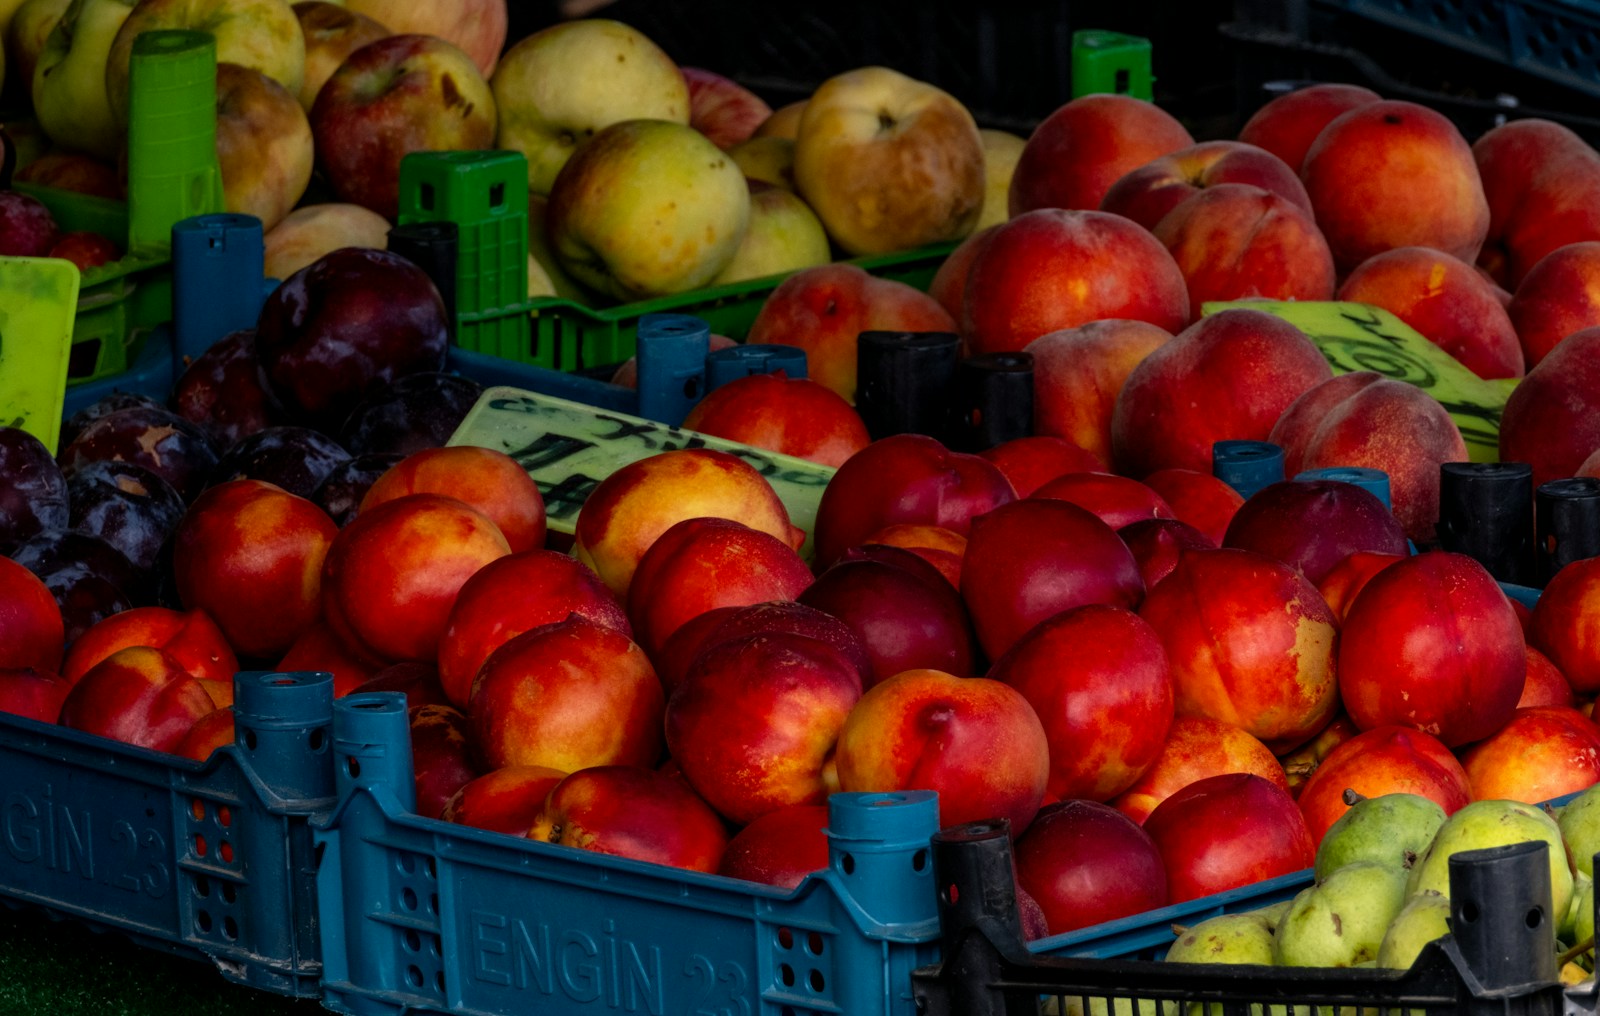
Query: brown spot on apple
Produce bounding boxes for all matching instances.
[441,73,462,108]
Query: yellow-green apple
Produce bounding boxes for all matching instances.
[1111,308,1333,477]
[626,516,813,657]
[310,33,496,221]
[1108,714,1289,824]
[746,262,957,404]
[1508,240,1600,367]
[813,432,1014,569]
[1026,318,1172,467]
[291,0,388,111]
[1301,99,1489,273]
[666,629,862,824]
[342,0,503,76]
[436,549,630,710]
[262,201,391,280]
[528,765,728,873]
[105,0,305,125]
[1339,552,1524,747]
[526,194,588,302]
[679,370,871,468]
[572,447,805,596]
[467,615,664,772]
[728,134,795,190]
[1142,772,1314,903]
[216,62,313,232]
[835,667,1050,832]
[977,127,1024,229]
[545,118,748,301]
[6,0,67,99]
[1292,725,1469,841]
[959,498,1143,661]
[1338,246,1525,378]
[1220,478,1407,585]
[754,99,804,140]
[682,64,770,149]
[1009,92,1194,215]
[793,65,984,256]
[1236,82,1382,172]
[31,0,134,159]
[58,645,216,753]
[1153,182,1337,318]
[1498,326,1600,489]
[1101,140,1312,231]
[709,179,830,285]
[1132,547,1344,755]
[990,604,1173,802]
[962,209,1190,356]
[492,18,688,197]
[1269,371,1469,542]
[1474,118,1600,288]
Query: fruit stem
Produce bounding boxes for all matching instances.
[1341,788,1368,807]
[1559,936,1595,967]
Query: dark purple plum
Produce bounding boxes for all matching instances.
[0,427,69,552]
[171,328,286,450]
[58,405,219,502]
[313,452,403,527]
[254,247,449,430]
[207,426,352,500]
[65,460,185,573]
[10,529,141,643]
[59,391,165,448]
[337,371,484,456]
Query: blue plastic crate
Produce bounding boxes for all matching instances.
[0,671,335,996]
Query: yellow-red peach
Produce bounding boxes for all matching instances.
[1009,93,1193,214]
[1236,82,1382,173]
[1108,714,1289,824]
[1026,319,1174,470]
[360,446,546,554]
[58,646,216,753]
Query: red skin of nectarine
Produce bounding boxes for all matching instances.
[1279,712,1361,799]
[1338,246,1525,379]
[812,433,1015,570]
[173,479,338,659]
[1339,552,1524,747]
[989,604,1174,802]
[174,706,235,763]
[1458,706,1600,804]
[927,223,997,323]
[1139,468,1245,547]
[1293,725,1471,843]
[1508,240,1600,368]
[1236,82,1382,173]
[441,765,568,836]
[1530,555,1600,695]
[1499,326,1600,489]
[1142,772,1314,903]
[627,516,814,657]
[1108,714,1289,825]
[716,803,831,890]
[360,446,547,554]
[1117,518,1215,595]
[409,703,482,820]
[436,549,630,709]
[0,556,64,674]
[834,668,1049,833]
[322,492,511,663]
[962,208,1190,356]
[1315,550,1405,622]
[1008,93,1193,215]
[1137,548,1340,753]
[1519,646,1575,709]
[798,557,977,683]
[860,524,967,590]
[678,601,873,694]
[1026,318,1174,468]
[0,667,72,723]
[1220,479,1409,585]
[63,606,238,686]
[528,765,729,873]
[1303,99,1490,273]
[1014,799,1169,935]
[679,372,870,469]
[1101,140,1312,232]
[666,630,861,825]
[350,661,451,709]
[58,645,216,754]
[1031,471,1175,530]
[1473,118,1600,288]
[1111,308,1332,478]
[468,616,664,773]
[276,618,381,697]
[960,498,1144,662]
[978,436,1105,499]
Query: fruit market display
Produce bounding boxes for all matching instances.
[12,0,1600,1005]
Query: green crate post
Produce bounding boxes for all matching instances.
[1071,30,1154,100]
[125,29,225,260]
[397,151,537,366]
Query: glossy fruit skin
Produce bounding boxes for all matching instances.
[58,406,220,503]
[206,426,352,500]
[338,372,486,457]
[170,328,287,449]
[0,427,69,553]
[65,461,185,573]
[314,453,404,528]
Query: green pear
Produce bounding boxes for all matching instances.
[1376,891,1451,971]
[1274,861,1408,968]
[31,0,135,159]
[1559,781,1600,879]
[1564,869,1594,944]
[1166,911,1279,966]
[1405,799,1573,920]
[1314,793,1447,882]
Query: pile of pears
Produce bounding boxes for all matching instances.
[1167,784,1600,981]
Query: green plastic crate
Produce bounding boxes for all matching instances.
[13,29,223,386]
